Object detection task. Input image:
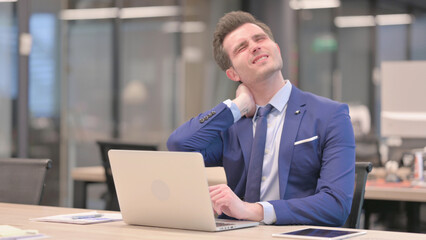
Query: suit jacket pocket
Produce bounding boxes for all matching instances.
[292,136,320,174]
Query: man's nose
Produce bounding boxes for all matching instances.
[252,46,261,54]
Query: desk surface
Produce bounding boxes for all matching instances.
[1,203,425,240]
[365,179,426,202]
[365,167,426,202]
[72,166,106,182]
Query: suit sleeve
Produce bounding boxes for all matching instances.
[270,104,355,226]
[167,103,235,166]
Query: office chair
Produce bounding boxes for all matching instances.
[343,162,373,228]
[96,140,157,210]
[0,158,52,205]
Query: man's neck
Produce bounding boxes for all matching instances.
[249,72,286,106]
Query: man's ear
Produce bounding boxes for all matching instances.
[226,67,241,82]
[276,43,281,54]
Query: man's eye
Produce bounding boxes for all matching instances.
[237,46,246,52]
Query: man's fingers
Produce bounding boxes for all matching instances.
[211,193,226,215]
[209,185,225,199]
[210,187,231,204]
[209,184,229,199]
[208,185,219,191]
[209,184,238,217]
[209,184,227,191]
[210,190,224,202]
[210,185,231,215]
[212,203,222,215]
[213,198,229,216]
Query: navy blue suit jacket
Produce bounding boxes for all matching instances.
[167,86,355,226]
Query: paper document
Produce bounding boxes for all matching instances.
[0,225,47,239]
[30,211,122,225]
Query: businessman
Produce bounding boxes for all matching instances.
[167,11,355,226]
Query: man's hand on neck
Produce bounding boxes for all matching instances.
[232,84,256,118]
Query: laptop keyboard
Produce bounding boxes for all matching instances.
[216,222,235,227]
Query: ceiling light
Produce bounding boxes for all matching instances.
[120,6,180,19]
[60,6,181,21]
[290,0,340,10]
[334,15,375,28]
[162,21,206,33]
[60,8,118,20]
[335,14,414,28]
[376,14,413,26]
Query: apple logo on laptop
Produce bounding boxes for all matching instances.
[151,180,170,201]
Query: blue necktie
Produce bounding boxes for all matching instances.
[245,104,273,203]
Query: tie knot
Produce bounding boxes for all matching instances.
[257,104,273,118]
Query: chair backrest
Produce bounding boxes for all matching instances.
[343,162,373,228]
[96,140,157,210]
[0,158,52,205]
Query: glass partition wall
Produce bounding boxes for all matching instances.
[0,2,16,158]
[60,0,184,207]
[295,0,426,136]
[60,0,241,207]
[0,0,61,206]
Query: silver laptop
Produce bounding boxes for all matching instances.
[108,150,259,232]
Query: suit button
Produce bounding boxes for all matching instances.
[208,112,213,117]
[199,119,205,123]
[212,111,216,115]
[262,176,266,181]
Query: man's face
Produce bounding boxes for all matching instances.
[223,23,283,85]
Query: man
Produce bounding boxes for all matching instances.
[167,11,355,226]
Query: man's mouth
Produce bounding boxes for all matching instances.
[252,55,268,64]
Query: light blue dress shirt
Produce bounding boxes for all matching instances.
[223,80,292,224]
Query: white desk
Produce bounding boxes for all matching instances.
[71,166,106,208]
[364,167,426,202]
[71,166,106,182]
[1,203,426,239]
[365,183,426,202]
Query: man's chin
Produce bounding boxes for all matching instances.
[257,65,281,78]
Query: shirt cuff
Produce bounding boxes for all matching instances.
[223,99,242,123]
[257,202,277,225]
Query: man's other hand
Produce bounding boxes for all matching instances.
[209,184,263,222]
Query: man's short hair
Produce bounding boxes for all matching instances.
[213,11,274,71]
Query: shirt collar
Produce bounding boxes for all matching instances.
[253,80,292,120]
[269,80,292,113]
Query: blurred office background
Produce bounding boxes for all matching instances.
[1,0,426,231]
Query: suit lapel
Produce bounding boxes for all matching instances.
[236,117,253,169]
[278,87,306,199]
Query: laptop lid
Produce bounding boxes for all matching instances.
[108,150,258,232]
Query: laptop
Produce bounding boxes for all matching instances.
[108,150,259,232]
